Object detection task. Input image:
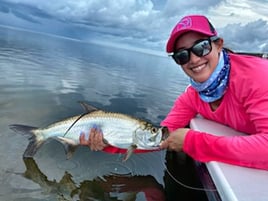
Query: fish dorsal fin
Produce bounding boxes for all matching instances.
[78,101,98,113]
[63,102,99,137]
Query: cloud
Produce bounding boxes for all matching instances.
[163,0,222,17]
[0,0,268,53]
[219,19,268,52]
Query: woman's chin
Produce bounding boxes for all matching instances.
[191,74,210,83]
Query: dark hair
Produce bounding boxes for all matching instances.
[208,21,216,35]
[234,51,268,59]
[223,47,234,53]
[223,47,268,59]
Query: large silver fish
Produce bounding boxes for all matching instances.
[9,102,168,160]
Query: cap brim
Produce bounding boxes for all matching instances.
[166,29,216,53]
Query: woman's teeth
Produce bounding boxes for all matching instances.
[192,64,206,73]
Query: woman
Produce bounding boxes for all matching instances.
[160,15,268,170]
[80,15,268,170]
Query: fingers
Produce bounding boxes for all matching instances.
[159,136,180,151]
[79,127,108,151]
[159,140,169,149]
[90,128,106,151]
[159,128,188,152]
[79,131,92,146]
[79,132,88,146]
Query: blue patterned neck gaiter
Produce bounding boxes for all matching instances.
[190,49,230,102]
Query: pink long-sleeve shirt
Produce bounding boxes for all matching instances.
[161,53,268,170]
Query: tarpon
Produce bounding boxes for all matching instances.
[9,102,168,160]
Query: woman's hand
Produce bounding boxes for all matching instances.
[79,126,108,151]
[159,128,189,152]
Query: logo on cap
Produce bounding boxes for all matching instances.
[175,17,192,32]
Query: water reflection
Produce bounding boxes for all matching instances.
[0,26,191,200]
[22,155,166,201]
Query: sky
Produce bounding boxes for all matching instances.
[0,0,267,55]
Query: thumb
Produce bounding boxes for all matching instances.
[79,132,87,145]
[159,140,168,149]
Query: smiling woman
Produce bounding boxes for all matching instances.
[1,1,268,200]
[161,14,268,171]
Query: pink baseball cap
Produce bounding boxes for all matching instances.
[166,15,217,53]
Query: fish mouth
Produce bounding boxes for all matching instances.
[146,126,169,146]
[147,134,159,143]
[160,126,169,140]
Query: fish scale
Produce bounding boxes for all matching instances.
[44,114,143,148]
[9,102,169,160]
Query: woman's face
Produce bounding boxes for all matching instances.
[174,32,223,83]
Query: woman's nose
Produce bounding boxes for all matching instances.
[189,51,200,64]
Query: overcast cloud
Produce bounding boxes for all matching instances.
[0,0,267,54]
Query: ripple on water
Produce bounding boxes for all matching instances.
[94,158,137,177]
[56,159,79,170]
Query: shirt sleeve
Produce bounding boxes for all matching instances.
[161,86,197,131]
[183,130,268,170]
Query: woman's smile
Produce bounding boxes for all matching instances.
[174,31,222,83]
[190,62,207,73]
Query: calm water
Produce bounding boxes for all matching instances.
[0,26,207,201]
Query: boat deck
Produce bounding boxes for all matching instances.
[190,117,268,201]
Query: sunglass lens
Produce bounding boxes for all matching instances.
[192,40,211,57]
[173,50,189,65]
[172,38,213,65]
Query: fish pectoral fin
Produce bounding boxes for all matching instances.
[123,144,137,162]
[103,138,109,145]
[56,137,78,159]
[66,145,78,160]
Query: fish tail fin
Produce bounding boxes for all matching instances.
[9,124,37,135]
[9,124,44,158]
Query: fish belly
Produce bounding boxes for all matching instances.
[41,115,140,149]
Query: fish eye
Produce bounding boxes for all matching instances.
[151,127,158,133]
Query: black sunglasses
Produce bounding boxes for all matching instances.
[171,36,219,65]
